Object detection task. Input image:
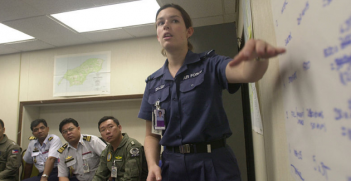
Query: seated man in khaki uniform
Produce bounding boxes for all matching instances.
[0,119,22,181]
[93,116,148,181]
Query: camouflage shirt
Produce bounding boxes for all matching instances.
[93,133,148,181]
[0,135,22,181]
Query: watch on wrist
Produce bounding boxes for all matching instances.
[42,174,48,178]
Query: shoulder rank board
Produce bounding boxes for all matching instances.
[83,136,91,142]
[57,143,68,154]
[28,136,37,140]
[48,137,53,141]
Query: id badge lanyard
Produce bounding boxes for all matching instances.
[154,101,166,130]
[111,160,118,180]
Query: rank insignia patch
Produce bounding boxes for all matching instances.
[65,156,74,163]
[115,156,122,161]
[107,152,112,162]
[130,148,139,157]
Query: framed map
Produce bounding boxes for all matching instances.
[53,51,111,97]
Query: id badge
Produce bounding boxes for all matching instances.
[111,161,118,178]
[152,112,162,135]
[154,109,165,130]
[82,159,90,173]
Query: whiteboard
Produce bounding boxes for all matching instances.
[271,0,351,181]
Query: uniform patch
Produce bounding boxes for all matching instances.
[33,148,39,152]
[130,148,139,157]
[183,69,203,80]
[82,151,92,155]
[48,137,53,141]
[65,156,74,163]
[83,136,91,142]
[155,84,165,92]
[107,152,112,162]
[115,156,122,162]
[28,136,37,140]
[12,150,19,154]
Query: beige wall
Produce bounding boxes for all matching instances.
[19,36,164,101]
[251,0,294,181]
[0,54,21,141]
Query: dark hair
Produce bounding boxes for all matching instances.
[156,3,193,56]
[30,119,48,131]
[0,119,4,128]
[98,116,120,131]
[59,118,79,133]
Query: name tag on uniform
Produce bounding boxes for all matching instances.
[82,151,93,159]
[32,152,40,157]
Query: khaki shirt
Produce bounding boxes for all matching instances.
[57,134,106,181]
[0,135,22,181]
[93,133,148,181]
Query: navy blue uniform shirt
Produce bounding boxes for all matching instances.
[138,50,241,146]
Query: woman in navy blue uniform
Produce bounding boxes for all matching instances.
[138,4,286,181]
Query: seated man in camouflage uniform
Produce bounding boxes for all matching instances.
[93,116,148,181]
[0,119,22,181]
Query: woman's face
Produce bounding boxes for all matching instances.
[156,7,193,52]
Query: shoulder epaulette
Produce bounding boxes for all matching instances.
[200,49,215,60]
[145,74,155,83]
[83,135,91,142]
[28,136,37,140]
[57,143,68,154]
[145,67,164,83]
[206,49,215,57]
[48,137,53,141]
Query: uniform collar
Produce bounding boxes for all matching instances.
[34,134,51,146]
[67,134,84,149]
[157,50,202,80]
[118,133,129,148]
[0,134,8,144]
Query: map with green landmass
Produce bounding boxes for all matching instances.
[58,58,104,86]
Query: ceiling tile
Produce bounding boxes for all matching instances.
[3,16,93,46]
[5,39,55,51]
[0,0,43,22]
[0,45,20,55]
[81,28,133,42]
[123,24,157,37]
[23,0,97,14]
[157,0,223,18]
[23,0,136,15]
[192,16,224,28]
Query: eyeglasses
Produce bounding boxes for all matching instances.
[62,127,75,135]
[33,126,46,133]
[100,125,115,133]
